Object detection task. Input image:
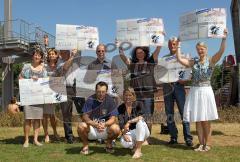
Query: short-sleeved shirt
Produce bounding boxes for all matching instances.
[82,94,118,122]
[117,101,144,130]
[130,55,157,99]
[87,59,111,70]
[84,59,111,84]
[20,63,47,79]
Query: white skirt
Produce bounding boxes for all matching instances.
[183,86,219,122]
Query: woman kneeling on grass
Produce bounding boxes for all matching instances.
[176,29,228,152]
[118,87,150,159]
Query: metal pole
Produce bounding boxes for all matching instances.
[2,0,13,111]
[231,0,240,106]
[4,0,12,40]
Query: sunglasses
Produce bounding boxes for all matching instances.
[97,50,105,53]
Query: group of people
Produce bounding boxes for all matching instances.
[17,28,228,158]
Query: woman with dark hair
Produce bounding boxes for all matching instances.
[42,48,77,143]
[42,48,60,143]
[119,44,162,140]
[19,49,47,147]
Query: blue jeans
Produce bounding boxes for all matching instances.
[163,83,192,142]
[137,98,154,116]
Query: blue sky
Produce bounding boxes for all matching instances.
[0,0,235,63]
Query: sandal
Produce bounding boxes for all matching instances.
[80,148,89,155]
[204,145,211,151]
[44,135,50,143]
[23,141,29,148]
[34,141,43,147]
[194,145,204,152]
[105,147,115,153]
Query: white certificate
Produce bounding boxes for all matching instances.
[179,8,226,41]
[154,55,192,83]
[55,24,78,50]
[117,18,164,46]
[76,69,124,98]
[76,26,99,50]
[19,77,67,106]
[56,24,99,50]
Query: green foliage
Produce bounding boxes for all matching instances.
[13,63,23,88]
[211,64,222,91]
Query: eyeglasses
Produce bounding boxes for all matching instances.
[97,50,105,53]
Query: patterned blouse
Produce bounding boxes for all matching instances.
[20,63,47,79]
[192,57,214,87]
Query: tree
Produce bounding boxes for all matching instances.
[211,64,222,91]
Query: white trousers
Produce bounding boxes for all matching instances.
[120,120,150,149]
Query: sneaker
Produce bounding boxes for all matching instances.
[168,139,178,144]
[186,140,193,147]
[194,145,204,152]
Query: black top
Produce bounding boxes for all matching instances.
[129,55,157,99]
[117,101,144,130]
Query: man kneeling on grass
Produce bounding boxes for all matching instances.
[77,81,120,155]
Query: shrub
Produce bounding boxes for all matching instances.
[0,112,24,127]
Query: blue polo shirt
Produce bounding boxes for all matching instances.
[82,94,118,121]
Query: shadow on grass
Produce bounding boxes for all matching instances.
[0,136,24,144]
[148,136,193,150]
[0,135,70,145]
[65,145,132,156]
[191,130,225,136]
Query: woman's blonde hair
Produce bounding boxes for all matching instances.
[196,42,208,49]
[123,87,136,101]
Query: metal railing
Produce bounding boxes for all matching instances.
[0,19,55,50]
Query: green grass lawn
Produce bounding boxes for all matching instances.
[0,123,240,162]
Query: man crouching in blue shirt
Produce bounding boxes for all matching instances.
[77,81,120,155]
